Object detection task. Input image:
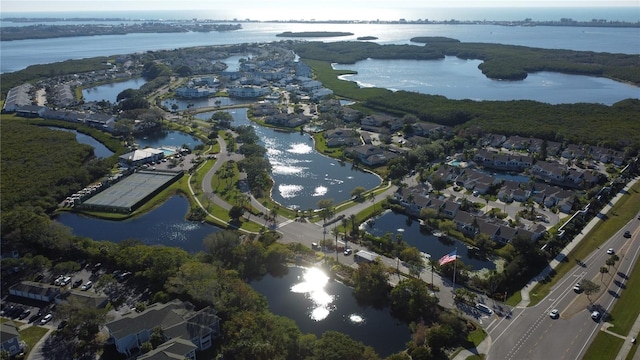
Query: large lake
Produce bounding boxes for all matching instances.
[196,108,382,210]
[2,23,639,73]
[333,56,639,105]
[251,266,411,357]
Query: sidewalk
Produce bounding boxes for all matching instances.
[615,313,640,360]
[519,176,639,307]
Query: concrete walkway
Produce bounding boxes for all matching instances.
[615,313,640,360]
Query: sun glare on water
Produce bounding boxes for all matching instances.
[291,267,334,321]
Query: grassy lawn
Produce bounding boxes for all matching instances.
[505,290,522,307]
[467,326,488,347]
[583,332,626,360]
[606,251,640,336]
[528,181,640,306]
[20,325,50,354]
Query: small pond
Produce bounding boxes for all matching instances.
[55,196,220,252]
[251,266,411,357]
[135,130,203,150]
[365,210,496,271]
[82,77,147,103]
[162,97,253,111]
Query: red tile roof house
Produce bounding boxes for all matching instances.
[106,300,220,358]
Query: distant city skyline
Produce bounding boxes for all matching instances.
[2,1,638,21]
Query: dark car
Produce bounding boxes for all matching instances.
[18,309,31,320]
[29,310,44,323]
[73,279,83,288]
[57,320,68,330]
[623,230,631,238]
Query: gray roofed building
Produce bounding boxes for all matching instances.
[106,300,220,357]
[9,281,60,302]
[137,338,197,360]
[15,105,46,118]
[2,83,33,113]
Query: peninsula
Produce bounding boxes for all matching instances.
[0,22,242,41]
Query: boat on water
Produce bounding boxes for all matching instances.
[432,231,444,238]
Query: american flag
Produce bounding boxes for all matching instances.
[438,250,458,266]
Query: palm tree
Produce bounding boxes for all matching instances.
[331,226,340,262]
[349,214,357,236]
[605,257,616,270]
[599,266,609,282]
[429,258,437,294]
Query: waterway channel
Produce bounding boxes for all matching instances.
[46,127,114,159]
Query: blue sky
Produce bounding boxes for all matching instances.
[2,0,637,21]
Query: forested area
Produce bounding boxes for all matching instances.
[364,92,640,149]
[0,117,114,215]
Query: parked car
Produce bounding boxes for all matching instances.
[476,303,494,315]
[118,271,132,281]
[10,307,24,318]
[57,320,68,330]
[29,310,44,323]
[343,248,353,256]
[81,281,92,291]
[40,313,53,325]
[18,309,31,320]
[73,279,83,288]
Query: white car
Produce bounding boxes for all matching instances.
[573,283,582,292]
[476,303,494,315]
[81,281,93,291]
[591,311,601,321]
[607,248,615,255]
[549,309,559,319]
[40,313,53,325]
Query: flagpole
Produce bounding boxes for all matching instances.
[452,246,457,295]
